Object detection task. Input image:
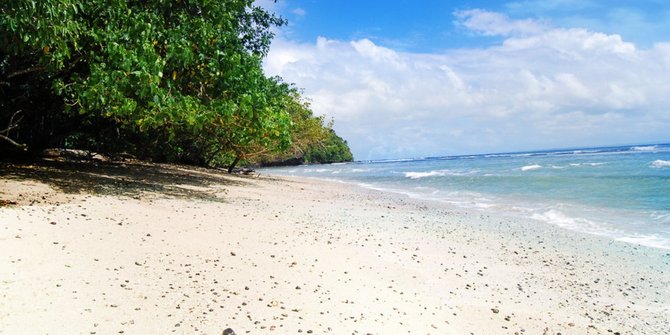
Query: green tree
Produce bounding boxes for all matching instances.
[1,0,293,170]
[249,81,335,165]
[304,129,354,164]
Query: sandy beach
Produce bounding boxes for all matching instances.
[1,160,669,334]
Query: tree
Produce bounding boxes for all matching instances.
[303,129,354,164]
[1,0,294,169]
[247,80,334,165]
[253,100,355,166]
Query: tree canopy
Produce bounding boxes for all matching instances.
[1,0,352,169]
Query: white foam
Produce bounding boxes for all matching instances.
[632,145,658,152]
[568,162,605,167]
[404,170,450,179]
[521,164,542,171]
[302,168,330,173]
[369,158,415,163]
[532,209,670,250]
[404,169,479,179]
[650,160,670,168]
[532,209,600,231]
[617,235,670,250]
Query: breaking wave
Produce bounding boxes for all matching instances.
[404,170,451,179]
[521,164,542,171]
[650,160,670,168]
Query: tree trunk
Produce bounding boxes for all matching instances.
[227,154,241,173]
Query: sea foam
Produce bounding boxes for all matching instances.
[632,145,658,152]
[650,160,670,168]
[568,162,605,167]
[404,170,450,179]
[521,164,542,171]
[264,142,670,250]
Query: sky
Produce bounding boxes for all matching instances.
[259,0,670,160]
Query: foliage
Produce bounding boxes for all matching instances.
[250,83,333,165]
[303,129,354,164]
[1,0,345,170]
[250,83,355,166]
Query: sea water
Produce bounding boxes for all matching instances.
[262,144,670,250]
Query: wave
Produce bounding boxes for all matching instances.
[404,170,451,179]
[617,235,670,250]
[532,209,599,231]
[520,164,542,171]
[568,162,605,167]
[303,168,330,173]
[404,169,479,179]
[367,158,417,164]
[532,209,670,249]
[631,145,658,152]
[650,160,670,168]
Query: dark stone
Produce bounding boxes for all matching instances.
[222,328,236,335]
[259,156,304,167]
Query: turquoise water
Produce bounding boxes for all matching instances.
[263,143,670,249]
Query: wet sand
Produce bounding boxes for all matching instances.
[1,161,669,334]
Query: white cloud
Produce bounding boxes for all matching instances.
[454,9,548,36]
[292,7,307,17]
[265,11,670,160]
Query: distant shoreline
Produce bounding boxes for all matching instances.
[1,161,669,334]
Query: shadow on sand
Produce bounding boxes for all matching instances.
[0,159,251,201]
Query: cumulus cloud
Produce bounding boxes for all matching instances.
[264,11,670,160]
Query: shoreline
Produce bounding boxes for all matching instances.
[1,161,669,334]
[262,168,670,252]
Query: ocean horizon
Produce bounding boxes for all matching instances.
[263,142,670,250]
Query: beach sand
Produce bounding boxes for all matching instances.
[1,161,669,334]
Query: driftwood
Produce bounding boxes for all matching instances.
[227,167,256,175]
[0,110,27,150]
[40,148,110,163]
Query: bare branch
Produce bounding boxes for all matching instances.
[5,110,22,130]
[1,110,27,150]
[0,133,27,150]
[1,110,23,134]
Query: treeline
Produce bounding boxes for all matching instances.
[0,0,352,170]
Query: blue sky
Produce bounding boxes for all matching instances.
[260,0,670,160]
[278,0,670,51]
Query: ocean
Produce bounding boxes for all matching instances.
[262,143,670,250]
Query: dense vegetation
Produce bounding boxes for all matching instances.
[302,130,353,164]
[0,0,352,170]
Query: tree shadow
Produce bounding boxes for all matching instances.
[0,159,252,201]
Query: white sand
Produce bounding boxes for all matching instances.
[1,162,669,334]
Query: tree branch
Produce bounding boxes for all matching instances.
[1,110,27,150]
[0,133,27,150]
[6,66,46,79]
